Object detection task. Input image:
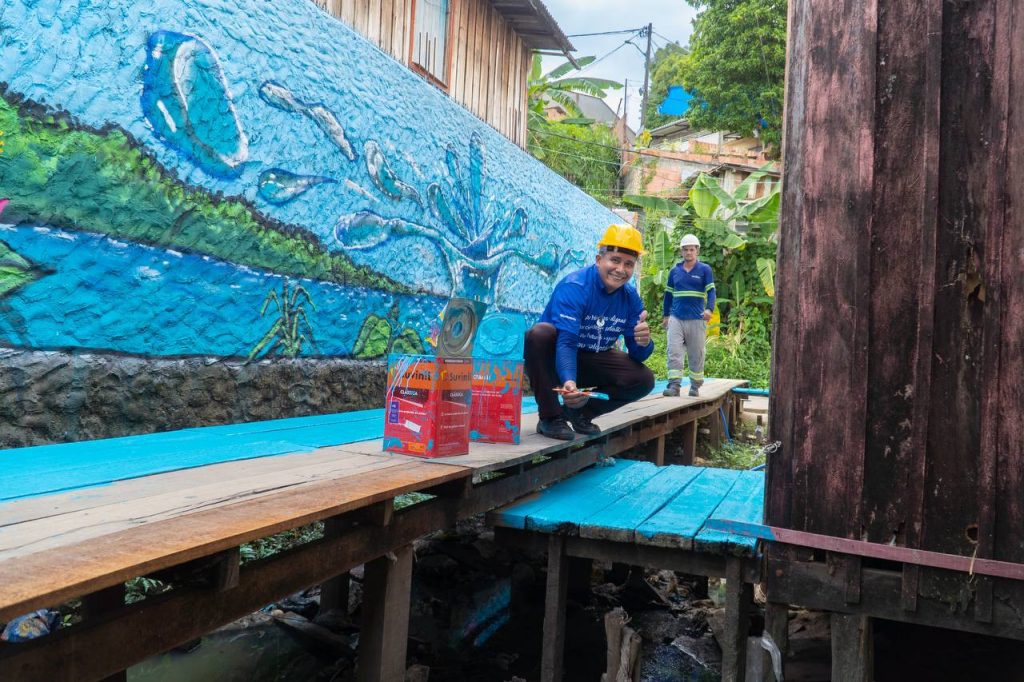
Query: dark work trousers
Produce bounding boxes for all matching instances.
[524,322,656,421]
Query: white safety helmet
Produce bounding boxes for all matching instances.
[680,234,701,248]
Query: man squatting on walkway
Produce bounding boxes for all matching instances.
[524,224,656,441]
[662,233,716,398]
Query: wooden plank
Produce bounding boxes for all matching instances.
[694,470,765,555]
[994,0,1024,620]
[635,468,742,548]
[830,614,873,682]
[367,0,382,48]
[919,0,1002,612]
[341,0,357,28]
[0,453,401,558]
[679,420,697,465]
[488,461,645,529]
[579,465,703,543]
[524,461,661,534]
[463,0,479,115]
[541,535,569,682]
[356,545,413,682]
[0,445,377,527]
[379,0,393,55]
[448,0,463,96]
[0,462,465,622]
[767,0,872,540]
[717,521,1024,582]
[722,557,752,682]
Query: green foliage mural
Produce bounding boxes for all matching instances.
[352,303,425,359]
[0,91,393,291]
[249,279,318,359]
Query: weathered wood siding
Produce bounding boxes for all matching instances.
[315,0,529,147]
[769,0,1024,621]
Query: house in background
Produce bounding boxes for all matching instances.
[623,118,778,199]
[312,0,573,147]
[543,92,636,146]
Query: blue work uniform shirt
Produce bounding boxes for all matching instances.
[539,264,655,384]
[663,261,716,320]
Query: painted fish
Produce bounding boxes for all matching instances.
[364,141,422,206]
[258,81,356,161]
[257,169,337,205]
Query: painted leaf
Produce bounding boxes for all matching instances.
[353,314,392,358]
[0,241,41,299]
[391,328,425,355]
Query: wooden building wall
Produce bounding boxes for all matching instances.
[313,0,530,147]
[769,0,1024,629]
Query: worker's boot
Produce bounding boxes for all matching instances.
[662,379,681,397]
[537,416,576,441]
[688,383,700,397]
[564,407,601,435]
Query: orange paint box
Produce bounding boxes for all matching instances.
[384,355,472,457]
[469,358,524,444]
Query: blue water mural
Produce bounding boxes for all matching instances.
[0,224,441,357]
[0,0,621,360]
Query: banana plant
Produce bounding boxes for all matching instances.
[685,163,780,297]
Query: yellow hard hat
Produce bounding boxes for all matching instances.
[597,223,645,256]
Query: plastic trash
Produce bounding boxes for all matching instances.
[1,609,58,642]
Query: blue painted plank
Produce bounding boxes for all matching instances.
[732,387,769,396]
[635,467,743,548]
[525,461,662,534]
[694,470,765,556]
[579,465,705,542]
[489,460,640,530]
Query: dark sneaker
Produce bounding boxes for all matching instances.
[537,417,576,440]
[662,380,681,397]
[688,385,700,397]
[564,408,601,435]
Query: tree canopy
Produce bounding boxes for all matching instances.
[643,42,691,131]
[681,0,787,148]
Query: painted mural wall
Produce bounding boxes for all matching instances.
[0,0,620,446]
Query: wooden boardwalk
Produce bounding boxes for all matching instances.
[489,459,764,682]
[0,378,745,681]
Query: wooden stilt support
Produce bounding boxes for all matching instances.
[830,613,873,682]
[321,518,351,614]
[763,601,789,682]
[356,544,414,682]
[542,535,569,682]
[81,584,128,682]
[722,557,751,682]
[637,434,666,466]
[680,420,697,465]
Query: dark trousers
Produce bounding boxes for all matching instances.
[524,323,656,421]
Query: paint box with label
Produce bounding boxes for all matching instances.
[384,355,472,457]
[469,358,524,444]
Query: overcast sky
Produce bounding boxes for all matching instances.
[539,0,700,131]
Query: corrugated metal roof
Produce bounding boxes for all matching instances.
[488,0,574,53]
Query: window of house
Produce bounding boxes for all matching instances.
[410,0,450,85]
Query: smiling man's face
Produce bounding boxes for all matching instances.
[595,250,638,292]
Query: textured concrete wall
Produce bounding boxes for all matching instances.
[0,350,386,448]
[0,0,619,446]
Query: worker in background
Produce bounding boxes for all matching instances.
[662,233,716,397]
[524,224,656,440]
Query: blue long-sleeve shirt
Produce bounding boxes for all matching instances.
[662,261,716,320]
[540,265,654,383]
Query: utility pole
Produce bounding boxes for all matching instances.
[640,23,653,131]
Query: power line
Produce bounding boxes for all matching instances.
[567,28,646,38]
[652,31,682,46]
